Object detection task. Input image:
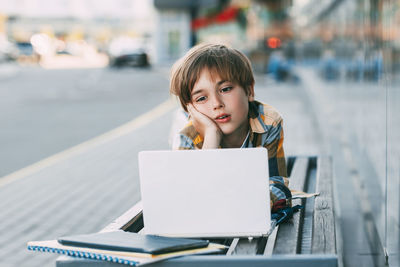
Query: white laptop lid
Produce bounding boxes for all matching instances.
[138,147,271,238]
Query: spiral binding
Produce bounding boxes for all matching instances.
[27,245,138,266]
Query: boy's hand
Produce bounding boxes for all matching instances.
[187,103,222,149]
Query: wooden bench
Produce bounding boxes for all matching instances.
[57,156,337,267]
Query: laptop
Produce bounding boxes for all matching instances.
[138,147,271,238]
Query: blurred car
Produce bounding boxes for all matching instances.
[8,42,40,63]
[109,50,149,68]
[16,42,34,56]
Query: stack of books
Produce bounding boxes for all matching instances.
[27,230,227,266]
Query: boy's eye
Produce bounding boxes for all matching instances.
[221,86,233,93]
[195,96,207,102]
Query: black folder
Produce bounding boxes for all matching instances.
[58,231,209,255]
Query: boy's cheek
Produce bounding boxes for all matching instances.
[194,106,210,118]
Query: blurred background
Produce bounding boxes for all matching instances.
[0,0,399,266]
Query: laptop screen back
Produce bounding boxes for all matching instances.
[138,147,271,238]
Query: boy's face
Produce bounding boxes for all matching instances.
[191,68,254,139]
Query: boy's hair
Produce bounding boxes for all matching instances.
[170,43,255,112]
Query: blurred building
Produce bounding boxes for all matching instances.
[153,0,219,65]
[153,0,293,68]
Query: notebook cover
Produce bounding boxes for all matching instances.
[57,231,209,255]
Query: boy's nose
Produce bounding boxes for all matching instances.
[212,95,224,109]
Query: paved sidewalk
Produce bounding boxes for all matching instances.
[0,63,19,80]
[254,75,322,157]
[0,100,176,267]
[0,74,322,267]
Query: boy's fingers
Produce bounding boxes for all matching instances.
[187,104,200,117]
[187,104,193,113]
[187,104,214,124]
[187,104,193,118]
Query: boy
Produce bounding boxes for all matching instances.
[170,43,291,212]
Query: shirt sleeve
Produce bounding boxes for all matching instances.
[173,133,195,150]
[264,119,287,177]
[264,119,291,211]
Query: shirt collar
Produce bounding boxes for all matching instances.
[240,131,251,148]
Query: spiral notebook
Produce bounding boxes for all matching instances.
[28,240,161,266]
[27,238,226,266]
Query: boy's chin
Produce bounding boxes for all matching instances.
[220,128,236,136]
[219,123,249,138]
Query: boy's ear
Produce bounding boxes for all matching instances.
[247,84,255,102]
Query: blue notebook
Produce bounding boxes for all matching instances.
[57,231,209,254]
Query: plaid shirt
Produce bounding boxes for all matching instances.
[174,101,291,212]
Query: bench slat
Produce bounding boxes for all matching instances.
[273,157,309,254]
[226,238,239,255]
[312,156,336,254]
[232,237,260,255]
[263,225,278,255]
[101,201,143,232]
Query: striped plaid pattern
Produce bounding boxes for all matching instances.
[175,101,291,211]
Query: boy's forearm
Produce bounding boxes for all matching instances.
[202,129,222,149]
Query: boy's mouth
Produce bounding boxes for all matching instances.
[215,114,231,123]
